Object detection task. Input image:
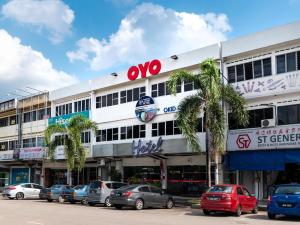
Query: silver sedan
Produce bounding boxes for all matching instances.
[2,183,43,200]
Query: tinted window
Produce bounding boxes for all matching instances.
[227,66,236,83]
[263,58,272,76]
[236,64,244,82]
[243,188,251,196]
[287,52,296,72]
[253,60,262,78]
[21,184,32,188]
[112,183,127,189]
[276,54,286,74]
[244,62,253,80]
[90,181,101,189]
[237,187,244,195]
[274,186,300,195]
[33,184,43,189]
[138,186,150,192]
[208,186,233,193]
[151,186,161,194]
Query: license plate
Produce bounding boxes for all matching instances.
[208,197,219,201]
[281,203,293,208]
[116,193,121,196]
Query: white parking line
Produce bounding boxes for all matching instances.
[26,221,44,225]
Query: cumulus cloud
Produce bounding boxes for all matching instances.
[67,3,231,71]
[0,29,78,96]
[2,0,74,44]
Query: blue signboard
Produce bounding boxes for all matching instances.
[11,168,29,185]
[48,110,90,126]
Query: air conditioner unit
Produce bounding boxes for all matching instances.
[97,159,105,166]
[261,119,275,128]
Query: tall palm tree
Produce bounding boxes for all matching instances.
[45,114,97,185]
[167,58,248,187]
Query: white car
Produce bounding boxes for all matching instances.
[2,183,43,200]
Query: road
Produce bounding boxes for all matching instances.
[0,199,299,225]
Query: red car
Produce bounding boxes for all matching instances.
[200,184,257,216]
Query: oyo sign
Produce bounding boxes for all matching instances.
[127,59,162,81]
[236,134,251,149]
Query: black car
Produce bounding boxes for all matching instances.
[110,184,174,210]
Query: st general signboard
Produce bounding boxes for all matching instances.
[48,110,89,126]
[227,125,300,151]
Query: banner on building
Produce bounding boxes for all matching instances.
[48,110,90,126]
[227,125,300,151]
[0,150,14,161]
[19,147,45,160]
[53,144,92,159]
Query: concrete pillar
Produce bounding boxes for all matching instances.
[160,159,167,191]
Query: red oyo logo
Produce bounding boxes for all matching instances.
[236,134,251,149]
[127,59,162,81]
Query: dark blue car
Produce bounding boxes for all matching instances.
[68,185,89,204]
[267,184,300,219]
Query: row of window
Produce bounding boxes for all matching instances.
[227,50,300,83]
[229,103,300,129]
[0,137,45,151]
[74,99,90,113]
[0,108,51,127]
[55,103,72,116]
[55,99,91,116]
[0,100,15,112]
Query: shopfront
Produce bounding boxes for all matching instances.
[225,125,300,199]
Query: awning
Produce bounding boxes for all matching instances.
[225,149,300,171]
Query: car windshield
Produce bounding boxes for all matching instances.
[208,186,233,193]
[274,186,300,195]
[51,185,63,189]
[73,185,85,190]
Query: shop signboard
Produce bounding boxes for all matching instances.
[135,96,157,122]
[127,59,162,81]
[53,144,92,159]
[132,137,163,156]
[11,168,29,185]
[234,71,300,99]
[0,150,14,161]
[19,147,45,160]
[48,110,90,126]
[227,125,300,151]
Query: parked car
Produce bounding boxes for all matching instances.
[110,184,175,210]
[44,184,74,203]
[67,185,89,204]
[87,181,127,207]
[200,184,257,216]
[2,183,43,200]
[267,184,300,219]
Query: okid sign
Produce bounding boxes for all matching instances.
[228,125,300,151]
[127,59,162,81]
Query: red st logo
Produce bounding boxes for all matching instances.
[236,134,251,149]
[127,59,162,80]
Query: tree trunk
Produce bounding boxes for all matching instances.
[214,152,219,185]
[205,130,211,187]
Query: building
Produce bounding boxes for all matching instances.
[0,92,50,190]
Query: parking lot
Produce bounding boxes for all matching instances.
[0,199,299,225]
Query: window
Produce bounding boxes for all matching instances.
[139,186,150,192]
[23,112,31,123]
[37,137,45,147]
[276,51,300,74]
[56,103,72,116]
[278,104,300,125]
[120,125,145,140]
[81,131,91,143]
[183,76,200,92]
[33,184,43,189]
[0,100,15,112]
[243,188,251,196]
[37,108,51,120]
[150,186,161,194]
[9,140,17,150]
[237,187,244,195]
[208,186,233,193]
[74,99,90,112]
[0,117,8,127]
[96,128,118,142]
[228,57,272,83]
[0,142,8,151]
[228,107,273,129]
[120,87,145,104]
[96,93,118,108]
[21,184,32,188]
[9,115,17,125]
[22,138,36,148]
[151,81,180,98]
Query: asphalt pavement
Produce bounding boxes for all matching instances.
[0,199,299,225]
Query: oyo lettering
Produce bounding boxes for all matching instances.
[127,59,162,81]
[132,137,163,156]
[163,106,177,113]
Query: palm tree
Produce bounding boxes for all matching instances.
[45,114,97,185]
[167,59,248,187]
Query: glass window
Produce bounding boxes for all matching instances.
[120,127,126,140]
[227,66,236,83]
[276,54,286,74]
[278,104,300,125]
[127,90,133,102]
[107,129,112,141]
[297,51,300,71]
[140,125,145,138]
[140,87,146,98]
[236,64,244,82]
[287,52,296,72]
[244,62,253,80]
[113,128,118,140]
[274,186,300,195]
[120,91,126,104]
[174,121,181,134]
[158,122,165,136]
[101,95,107,107]
[263,58,272,76]
[21,184,32,188]
[112,93,118,105]
[166,121,174,135]
[150,186,161,194]
[253,60,262,78]
[96,96,101,108]
[151,84,158,98]
[237,187,244,195]
[133,88,140,101]
[208,185,233,193]
[133,125,139,138]
[138,186,150,192]
[152,123,158,137]
[158,82,165,96]
[107,94,113,107]
[184,80,193,92]
[127,126,132,139]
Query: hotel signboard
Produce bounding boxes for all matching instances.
[228,125,300,151]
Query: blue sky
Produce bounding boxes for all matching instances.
[0,0,300,96]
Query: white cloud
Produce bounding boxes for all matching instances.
[2,0,74,44]
[67,3,231,71]
[0,29,78,96]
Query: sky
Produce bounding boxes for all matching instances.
[0,0,300,99]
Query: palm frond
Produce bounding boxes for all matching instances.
[176,93,204,152]
[223,84,249,127]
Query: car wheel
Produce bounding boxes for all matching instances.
[81,198,88,205]
[69,200,76,204]
[268,213,276,219]
[115,204,123,210]
[58,195,64,203]
[203,209,210,215]
[15,192,24,200]
[104,197,112,207]
[47,198,53,202]
[135,199,144,210]
[88,202,95,206]
[166,199,174,209]
[235,205,242,217]
[252,205,258,214]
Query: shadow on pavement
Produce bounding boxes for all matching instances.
[245,214,300,222]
